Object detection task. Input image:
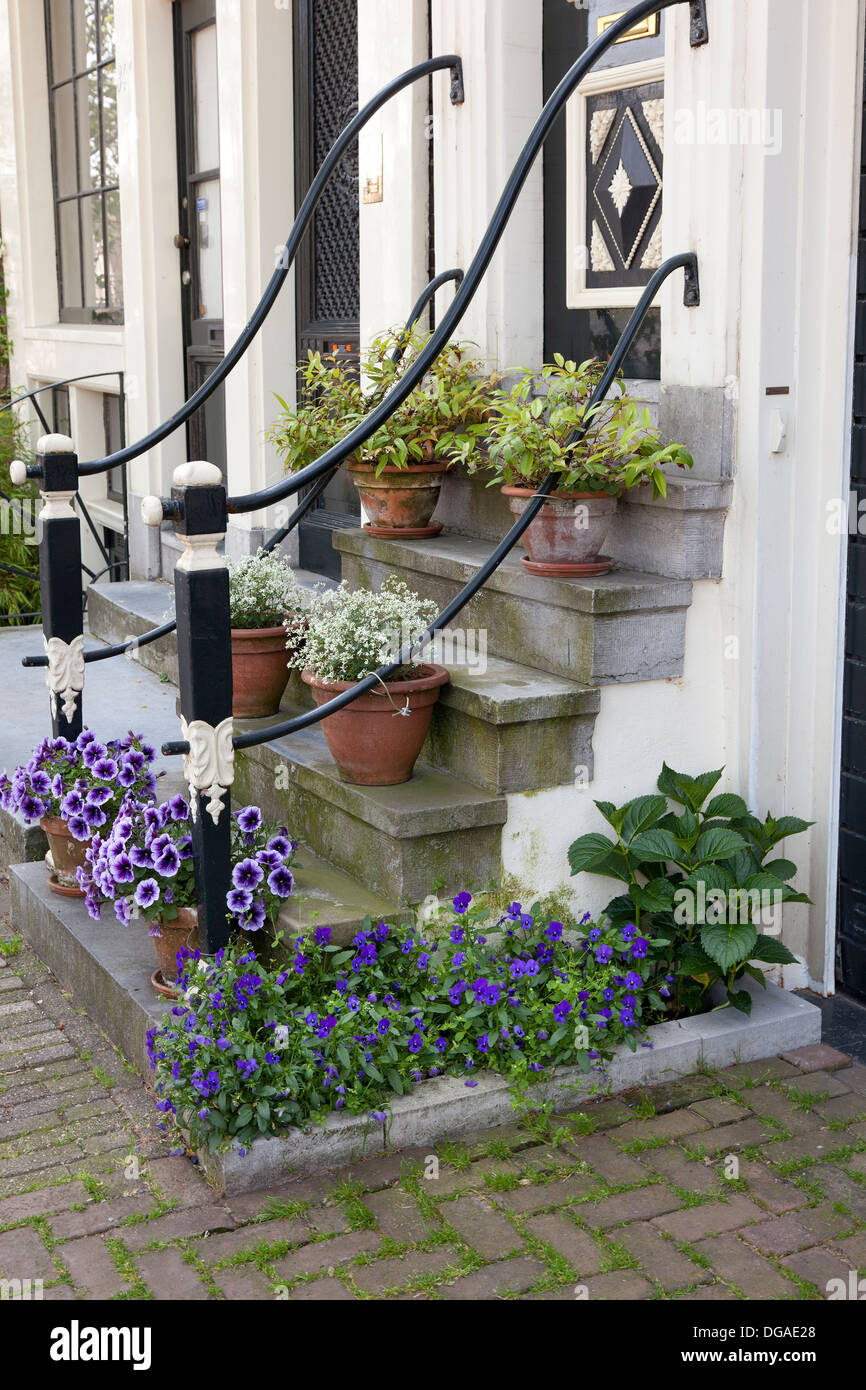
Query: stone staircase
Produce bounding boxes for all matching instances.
[83,469,730,941]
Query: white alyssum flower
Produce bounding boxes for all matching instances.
[290,575,438,683]
[228,549,303,630]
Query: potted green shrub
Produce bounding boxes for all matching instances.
[289,575,448,785]
[228,550,306,718]
[470,355,693,576]
[268,329,499,538]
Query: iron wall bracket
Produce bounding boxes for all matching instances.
[689,1,709,47]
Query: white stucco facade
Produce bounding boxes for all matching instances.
[0,0,863,995]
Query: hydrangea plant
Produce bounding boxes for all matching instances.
[227,549,305,631]
[289,575,437,683]
[78,795,296,937]
[147,892,652,1153]
[0,730,157,839]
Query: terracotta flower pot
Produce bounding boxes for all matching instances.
[301,664,450,785]
[150,906,200,986]
[231,624,293,718]
[348,459,448,538]
[40,816,90,895]
[502,485,619,576]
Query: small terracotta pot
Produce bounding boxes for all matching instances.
[502,485,619,576]
[231,624,294,718]
[149,906,200,985]
[40,816,90,894]
[301,664,450,784]
[348,458,448,537]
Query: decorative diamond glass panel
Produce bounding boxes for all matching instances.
[585,80,663,290]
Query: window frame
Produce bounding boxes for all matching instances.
[44,0,124,325]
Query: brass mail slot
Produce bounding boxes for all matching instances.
[596,11,659,43]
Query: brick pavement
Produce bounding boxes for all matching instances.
[1,902,865,1301]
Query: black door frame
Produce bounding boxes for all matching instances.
[292,0,360,578]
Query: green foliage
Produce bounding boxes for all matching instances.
[267,327,500,475]
[474,354,693,496]
[0,240,41,624]
[567,763,811,1016]
[148,896,652,1154]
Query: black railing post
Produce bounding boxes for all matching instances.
[142,462,233,955]
[13,434,85,739]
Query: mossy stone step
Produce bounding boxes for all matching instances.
[334,528,693,684]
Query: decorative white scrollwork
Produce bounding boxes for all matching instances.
[180,715,234,826]
[43,633,85,723]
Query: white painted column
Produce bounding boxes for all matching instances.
[114,0,186,576]
[662,0,864,988]
[216,0,296,556]
[358,0,429,351]
[431,0,543,368]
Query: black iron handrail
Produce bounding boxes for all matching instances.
[224,0,702,517]
[60,55,463,481]
[158,0,705,758]
[162,253,696,761]
[17,264,465,670]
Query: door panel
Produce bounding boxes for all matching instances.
[293,0,360,578]
[174,0,226,477]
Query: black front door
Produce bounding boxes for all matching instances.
[293,0,360,578]
[838,48,866,1003]
[173,0,226,478]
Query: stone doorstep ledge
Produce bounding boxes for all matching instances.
[7,859,822,1198]
[202,979,820,1196]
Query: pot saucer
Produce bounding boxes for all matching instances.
[363,523,443,539]
[151,969,180,1001]
[47,872,85,899]
[520,555,615,578]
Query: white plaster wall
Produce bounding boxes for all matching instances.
[499,0,863,995]
[358,0,429,352]
[217,0,296,551]
[431,0,544,368]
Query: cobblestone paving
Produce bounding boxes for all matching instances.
[1,905,865,1301]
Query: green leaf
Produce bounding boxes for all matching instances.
[682,864,735,893]
[765,816,814,846]
[762,858,797,881]
[387,1069,404,1096]
[749,935,798,965]
[726,989,752,1016]
[741,963,767,989]
[693,827,748,863]
[704,793,749,819]
[575,1049,591,1074]
[628,828,682,864]
[657,762,723,810]
[567,832,619,875]
[677,941,718,978]
[700,920,758,973]
[593,799,626,834]
[621,794,669,843]
[365,1063,384,1083]
[630,878,676,913]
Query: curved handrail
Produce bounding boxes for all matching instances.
[163,250,699,757]
[224,0,694,517]
[0,371,124,416]
[73,55,463,479]
[17,266,466,669]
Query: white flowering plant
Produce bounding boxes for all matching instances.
[290,576,438,683]
[227,550,305,631]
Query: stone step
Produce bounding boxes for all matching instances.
[89,581,600,793]
[278,657,599,794]
[233,719,507,903]
[334,528,693,684]
[434,467,731,581]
